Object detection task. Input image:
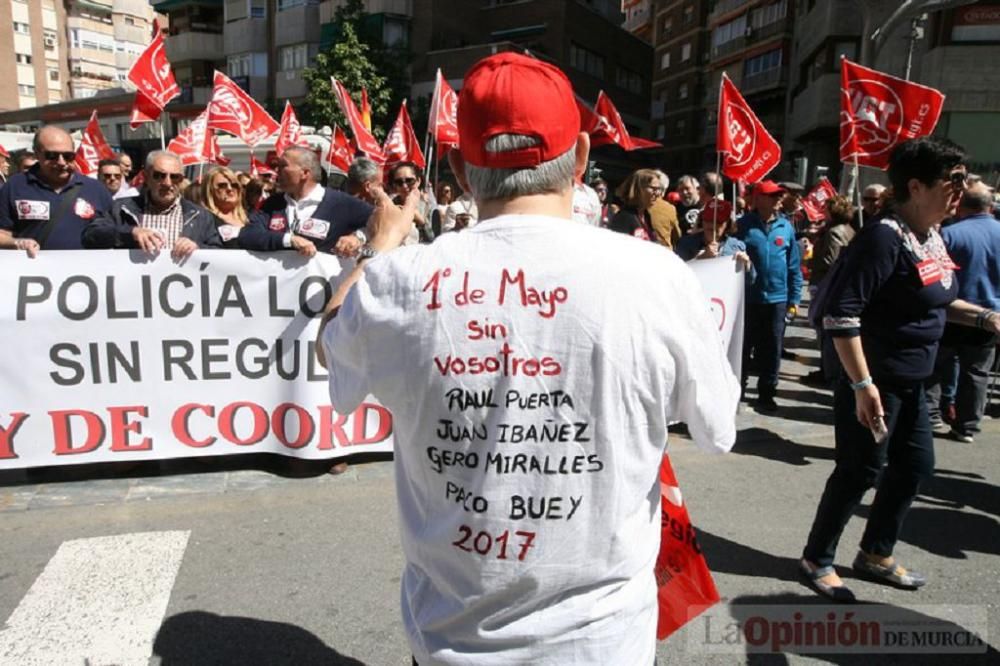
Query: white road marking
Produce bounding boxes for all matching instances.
[0,530,190,666]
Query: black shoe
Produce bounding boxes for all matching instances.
[756,396,778,413]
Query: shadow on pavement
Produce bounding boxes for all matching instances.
[732,428,834,467]
[724,593,999,665]
[776,387,833,408]
[919,468,1000,518]
[897,506,1000,559]
[154,611,366,665]
[699,529,808,585]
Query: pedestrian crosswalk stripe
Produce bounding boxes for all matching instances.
[0,531,190,665]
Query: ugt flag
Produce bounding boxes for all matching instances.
[206,71,280,148]
[839,58,945,169]
[716,74,780,183]
[166,110,212,166]
[74,111,116,176]
[800,178,838,222]
[274,101,308,156]
[428,69,459,151]
[126,19,179,111]
[383,100,426,170]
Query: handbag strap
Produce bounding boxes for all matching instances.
[35,182,82,249]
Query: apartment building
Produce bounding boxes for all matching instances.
[0,0,69,111]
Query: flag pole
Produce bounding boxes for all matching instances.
[159,114,166,151]
[198,161,204,182]
[422,132,433,186]
[853,153,864,228]
[713,151,722,241]
[434,144,441,197]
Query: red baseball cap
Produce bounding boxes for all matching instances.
[0,145,8,158]
[458,52,580,169]
[755,180,786,195]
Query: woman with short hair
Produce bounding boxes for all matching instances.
[608,169,662,241]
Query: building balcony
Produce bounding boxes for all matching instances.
[709,0,750,24]
[115,50,136,70]
[164,31,224,63]
[276,3,321,47]
[114,23,148,45]
[319,0,412,24]
[710,36,746,62]
[177,84,212,105]
[113,0,152,15]
[789,71,839,140]
[275,69,308,100]
[224,17,268,55]
[741,67,786,94]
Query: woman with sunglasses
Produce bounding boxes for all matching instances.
[201,167,248,248]
[388,161,434,244]
[799,137,1000,602]
[609,169,663,241]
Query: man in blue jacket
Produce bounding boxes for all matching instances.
[926,182,1000,442]
[737,180,803,411]
[240,146,372,256]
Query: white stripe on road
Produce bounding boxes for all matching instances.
[0,531,190,666]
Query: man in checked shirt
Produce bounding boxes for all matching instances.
[84,151,222,257]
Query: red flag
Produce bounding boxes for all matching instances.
[250,155,275,179]
[331,77,385,162]
[839,58,945,170]
[166,110,212,166]
[655,455,721,640]
[428,69,460,150]
[126,19,179,110]
[360,88,373,132]
[74,111,116,175]
[206,71,280,148]
[592,91,662,151]
[325,125,355,174]
[274,101,308,156]
[131,170,145,188]
[208,131,230,167]
[129,90,162,129]
[717,74,780,183]
[800,177,839,222]
[382,100,426,170]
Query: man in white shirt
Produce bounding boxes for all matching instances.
[571,179,602,225]
[319,53,738,665]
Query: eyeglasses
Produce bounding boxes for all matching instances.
[393,177,418,187]
[646,186,665,194]
[151,170,184,184]
[43,151,76,163]
[99,172,123,180]
[214,181,238,191]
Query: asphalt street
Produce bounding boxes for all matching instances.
[0,316,997,665]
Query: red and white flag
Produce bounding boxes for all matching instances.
[839,58,945,170]
[800,177,839,222]
[274,101,308,156]
[331,77,385,162]
[383,100,426,170]
[126,19,179,111]
[206,71,279,148]
[166,110,212,166]
[249,155,275,179]
[717,74,780,183]
[325,125,355,174]
[428,69,459,151]
[208,132,230,167]
[591,91,661,151]
[129,90,162,129]
[74,111,116,176]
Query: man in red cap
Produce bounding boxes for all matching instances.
[318,52,737,665]
[736,179,803,412]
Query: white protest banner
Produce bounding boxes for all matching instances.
[0,251,393,470]
[686,257,746,382]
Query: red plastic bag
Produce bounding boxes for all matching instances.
[655,454,720,640]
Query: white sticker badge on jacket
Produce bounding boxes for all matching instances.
[15,200,50,221]
[299,218,330,240]
[74,198,96,220]
[218,224,239,242]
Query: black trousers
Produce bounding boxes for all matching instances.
[742,302,787,399]
[802,377,935,568]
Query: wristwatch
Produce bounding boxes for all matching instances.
[353,228,367,243]
[356,244,378,263]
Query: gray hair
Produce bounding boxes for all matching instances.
[348,156,380,185]
[701,171,723,196]
[464,134,576,201]
[654,170,670,191]
[145,150,182,170]
[284,146,320,179]
[863,184,886,197]
[960,183,993,212]
[677,174,699,189]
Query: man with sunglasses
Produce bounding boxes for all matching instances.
[83,150,222,258]
[0,125,113,257]
[97,159,125,196]
[241,145,372,258]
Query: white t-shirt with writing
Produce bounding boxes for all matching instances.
[323,214,738,665]
[571,182,602,226]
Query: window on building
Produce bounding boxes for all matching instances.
[383,16,408,48]
[684,5,695,25]
[569,42,605,78]
[279,44,309,71]
[125,16,135,26]
[228,53,250,78]
[278,0,320,9]
[676,118,686,133]
[663,17,673,33]
[656,124,666,140]
[616,66,643,95]
[13,22,30,35]
[712,15,747,49]
[744,48,783,77]
[44,30,57,51]
[18,84,36,96]
[681,42,691,61]
[49,69,59,81]
[661,51,671,69]
[15,54,32,65]
[750,1,788,30]
[679,82,689,99]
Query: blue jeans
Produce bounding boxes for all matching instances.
[742,303,787,399]
[802,377,935,567]
[926,339,997,435]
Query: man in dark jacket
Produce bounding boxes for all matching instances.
[240,146,372,257]
[83,150,222,258]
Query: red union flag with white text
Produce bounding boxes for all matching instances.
[74,111,116,175]
[428,69,459,150]
[167,110,212,166]
[325,126,355,174]
[383,100,426,170]
[800,177,839,222]
[206,71,280,148]
[839,58,945,169]
[129,90,162,129]
[717,74,780,183]
[591,91,662,151]
[126,19,179,110]
[274,101,308,155]
[331,77,385,162]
